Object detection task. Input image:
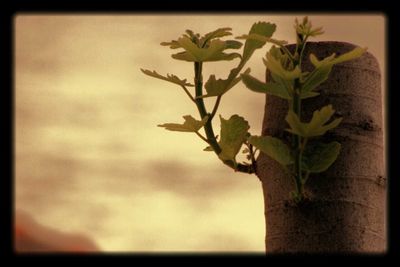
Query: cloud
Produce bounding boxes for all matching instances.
[144,160,247,198]
[15,154,81,209]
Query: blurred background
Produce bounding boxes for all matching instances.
[14,14,385,252]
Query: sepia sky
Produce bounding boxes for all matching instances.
[14,14,385,252]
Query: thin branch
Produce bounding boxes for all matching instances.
[194,62,254,175]
[293,79,303,197]
[180,85,196,103]
[298,36,309,68]
[195,131,209,144]
[194,62,222,153]
[300,137,308,152]
[279,45,296,62]
[209,95,222,120]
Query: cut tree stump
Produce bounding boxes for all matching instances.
[257,41,386,253]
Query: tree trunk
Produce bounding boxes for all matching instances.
[256,41,386,253]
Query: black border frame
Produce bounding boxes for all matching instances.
[2,0,398,263]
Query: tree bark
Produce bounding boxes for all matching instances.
[256,41,386,253]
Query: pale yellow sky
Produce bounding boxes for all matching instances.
[14,14,385,252]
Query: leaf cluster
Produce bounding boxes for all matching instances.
[142,17,366,202]
[241,18,365,201]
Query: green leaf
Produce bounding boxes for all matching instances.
[241,72,291,99]
[160,40,182,49]
[183,30,200,43]
[236,33,287,47]
[201,68,250,98]
[218,115,250,164]
[199,22,276,97]
[301,47,366,96]
[295,16,324,38]
[302,142,341,173]
[248,135,293,166]
[224,40,243,50]
[285,105,342,137]
[309,53,336,68]
[301,91,320,99]
[203,145,214,151]
[301,64,332,94]
[161,28,242,53]
[330,47,367,65]
[270,72,294,96]
[285,111,306,136]
[264,48,301,81]
[141,69,194,87]
[172,37,241,62]
[203,74,241,97]
[310,47,367,68]
[158,115,208,132]
[200,27,233,47]
[242,22,276,62]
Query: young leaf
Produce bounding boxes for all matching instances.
[301,48,366,95]
[301,64,332,94]
[248,135,293,166]
[184,30,200,43]
[172,37,241,62]
[200,27,233,47]
[201,68,250,98]
[301,91,320,99]
[330,47,367,65]
[270,72,294,96]
[309,53,336,68]
[141,69,194,87]
[158,115,208,132]
[285,110,306,136]
[236,33,287,47]
[242,22,276,62]
[295,16,324,38]
[218,115,250,163]
[310,47,367,68]
[285,105,342,137]
[241,72,291,99]
[264,49,301,80]
[302,141,341,173]
[224,40,243,50]
[203,74,241,97]
[203,145,214,151]
[160,40,182,49]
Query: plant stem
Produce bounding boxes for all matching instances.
[180,85,196,103]
[194,62,254,174]
[298,37,308,68]
[210,95,222,120]
[292,83,303,198]
[279,45,296,62]
[195,131,209,144]
[194,62,220,152]
[291,38,307,199]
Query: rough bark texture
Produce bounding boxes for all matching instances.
[257,41,386,253]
